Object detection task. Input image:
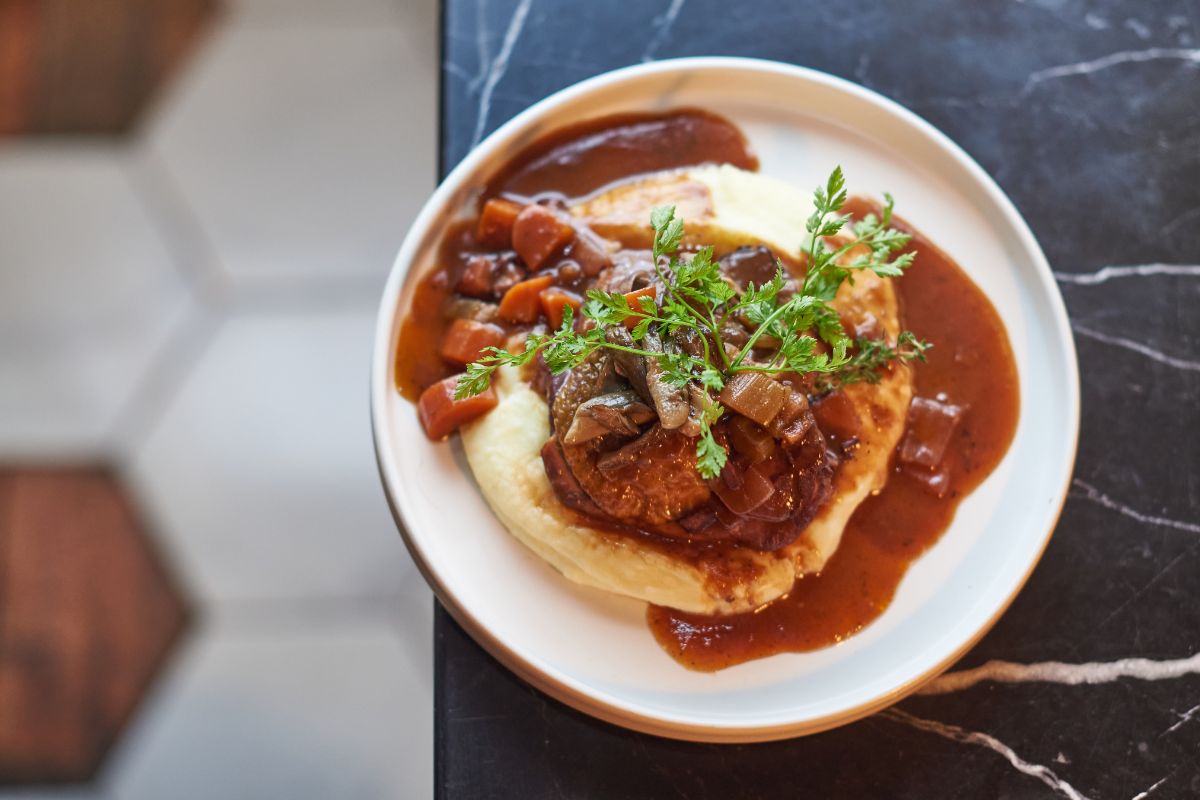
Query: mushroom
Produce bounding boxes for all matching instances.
[605,326,651,401]
[563,391,656,445]
[642,330,690,430]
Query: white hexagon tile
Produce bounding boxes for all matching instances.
[0,146,190,458]
[0,0,437,797]
[145,1,437,293]
[127,309,413,603]
[106,620,432,800]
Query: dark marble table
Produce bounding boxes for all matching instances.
[433,1,1200,796]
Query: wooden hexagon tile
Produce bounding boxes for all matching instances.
[0,0,218,136]
[0,468,190,784]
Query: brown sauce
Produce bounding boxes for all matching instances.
[484,109,758,201]
[394,110,1020,671]
[647,204,1020,671]
[394,110,757,402]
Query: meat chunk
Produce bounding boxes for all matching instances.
[719,245,780,289]
[443,297,499,324]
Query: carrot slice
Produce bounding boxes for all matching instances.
[439,318,506,366]
[621,286,657,330]
[512,205,575,270]
[498,274,555,323]
[476,198,523,249]
[538,287,583,330]
[417,375,498,440]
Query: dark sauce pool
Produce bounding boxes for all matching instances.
[648,203,1020,670]
[395,110,1019,671]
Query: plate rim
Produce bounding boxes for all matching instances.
[370,55,1081,742]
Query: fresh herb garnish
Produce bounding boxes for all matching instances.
[455,167,931,478]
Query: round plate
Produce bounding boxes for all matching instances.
[371,57,1079,742]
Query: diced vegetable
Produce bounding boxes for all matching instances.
[457,255,496,298]
[811,390,860,443]
[710,461,776,514]
[569,228,612,276]
[439,318,506,366]
[538,286,583,330]
[512,205,575,270]
[621,286,657,330]
[726,415,777,463]
[497,274,555,323]
[719,372,789,427]
[903,462,953,498]
[767,389,814,446]
[898,397,964,468]
[745,474,793,522]
[417,375,498,440]
[476,198,523,249]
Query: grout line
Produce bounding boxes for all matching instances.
[122,149,233,307]
[104,303,221,463]
[93,610,208,796]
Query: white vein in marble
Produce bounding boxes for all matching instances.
[470,0,532,148]
[1071,479,1200,534]
[921,651,1200,695]
[642,0,686,62]
[1130,776,1170,800]
[1164,703,1200,735]
[1161,207,1200,236]
[1024,47,1200,92]
[881,709,1091,800]
[1072,324,1200,372]
[1053,263,1200,285]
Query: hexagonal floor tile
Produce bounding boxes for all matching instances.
[0,467,189,785]
[0,0,217,135]
[108,621,431,800]
[128,308,414,602]
[147,5,437,291]
[0,147,190,458]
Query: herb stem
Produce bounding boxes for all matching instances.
[728,299,795,370]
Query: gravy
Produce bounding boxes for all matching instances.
[394,111,1020,671]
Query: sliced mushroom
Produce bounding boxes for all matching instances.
[606,326,651,401]
[679,383,710,438]
[643,330,690,430]
[563,391,656,445]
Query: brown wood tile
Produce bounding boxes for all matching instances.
[0,0,219,136]
[0,467,190,785]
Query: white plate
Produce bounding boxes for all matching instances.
[371,58,1079,742]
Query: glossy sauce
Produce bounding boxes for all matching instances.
[394,111,1020,671]
[647,203,1020,670]
[394,110,757,402]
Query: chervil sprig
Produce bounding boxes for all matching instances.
[456,167,931,478]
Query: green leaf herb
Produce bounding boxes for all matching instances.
[455,167,931,477]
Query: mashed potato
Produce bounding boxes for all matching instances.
[460,167,913,615]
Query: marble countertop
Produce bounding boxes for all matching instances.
[435,1,1200,796]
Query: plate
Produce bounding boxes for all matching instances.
[370,57,1079,742]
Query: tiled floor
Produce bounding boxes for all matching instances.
[0,0,437,796]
